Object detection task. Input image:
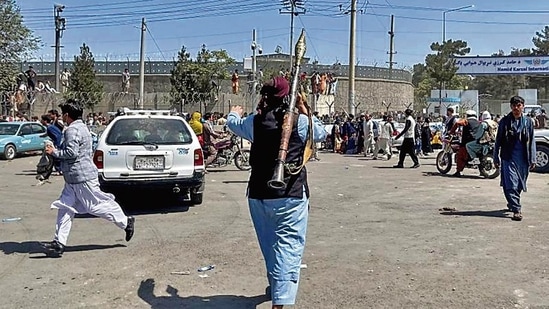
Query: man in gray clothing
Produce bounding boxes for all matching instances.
[42,99,135,257]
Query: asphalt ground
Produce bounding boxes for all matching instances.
[0,151,548,309]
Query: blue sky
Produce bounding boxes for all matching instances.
[17,0,549,69]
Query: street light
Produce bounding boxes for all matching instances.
[442,5,474,43]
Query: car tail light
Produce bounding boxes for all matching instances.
[93,150,104,169]
[194,149,204,166]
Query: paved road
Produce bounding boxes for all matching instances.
[0,152,548,309]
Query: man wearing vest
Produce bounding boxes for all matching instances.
[393,109,420,168]
[466,111,498,165]
[226,76,327,308]
[449,110,480,177]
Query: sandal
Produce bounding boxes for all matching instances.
[512,212,523,221]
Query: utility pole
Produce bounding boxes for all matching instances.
[280,1,306,69]
[347,0,357,115]
[53,4,66,92]
[138,18,146,109]
[387,15,397,72]
[250,29,262,107]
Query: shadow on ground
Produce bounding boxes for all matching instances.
[0,241,126,257]
[423,171,483,179]
[439,209,511,219]
[137,278,269,309]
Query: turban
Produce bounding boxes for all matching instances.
[260,76,289,99]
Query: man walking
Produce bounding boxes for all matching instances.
[226,76,326,308]
[43,99,135,257]
[393,109,420,168]
[373,115,394,160]
[494,96,536,221]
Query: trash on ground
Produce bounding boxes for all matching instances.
[170,271,190,275]
[2,217,22,223]
[300,264,307,269]
[198,265,215,272]
[198,274,209,278]
[439,207,457,212]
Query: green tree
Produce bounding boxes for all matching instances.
[425,40,471,104]
[0,0,40,90]
[530,26,549,99]
[66,43,103,112]
[169,44,235,111]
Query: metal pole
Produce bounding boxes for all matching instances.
[53,6,63,92]
[138,17,146,109]
[252,29,257,107]
[442,11,446,43]
[348,0,357,115]
[289,2,295,69]
[388,14,395,72]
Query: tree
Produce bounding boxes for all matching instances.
[0,0,40,90]
[169,44,235,111]
[66,43,103,111]
[531,26,549,99]
[426,40,470,91]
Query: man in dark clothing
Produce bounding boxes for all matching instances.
[25,66,37,91]
[449,110,480,177]
[226,76,326,308]
[393,109,420,168]
[444,107,457,137]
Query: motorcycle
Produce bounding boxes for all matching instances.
[207,133,251,171]
[436,135,500,179]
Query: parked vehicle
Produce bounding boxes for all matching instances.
[93,110,206,205]
[436,136,500,179]
[534,129,549,173]
[0,122,48,160]
[208,133,251,171]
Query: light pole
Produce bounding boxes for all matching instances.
[442,5,474,43]
[440,5,473,112]
[251,29,262,107]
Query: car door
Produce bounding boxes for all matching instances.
[30,123,47,151]
[17,124,34,151]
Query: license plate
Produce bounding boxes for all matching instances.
[134,156,165,170]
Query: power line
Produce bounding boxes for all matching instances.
[146,26,167,61]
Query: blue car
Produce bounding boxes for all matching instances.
[0,122,49,160]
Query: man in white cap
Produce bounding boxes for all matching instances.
[465,111,498,164]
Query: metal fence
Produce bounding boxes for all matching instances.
[18,61,413,82]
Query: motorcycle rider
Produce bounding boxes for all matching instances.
[449,110,480,177]
[466,111,498,165]
[203,112,224,166]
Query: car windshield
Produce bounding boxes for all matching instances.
[106,118,193,145]
[0,124,20,135]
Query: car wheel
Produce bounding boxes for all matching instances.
[2,144,16,160]
[190,192,203,205]
[534,144,549,173]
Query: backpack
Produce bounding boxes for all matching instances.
[479,120,498,144]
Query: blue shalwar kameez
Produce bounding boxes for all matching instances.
[227,111,326,305]
[494,115,536,214]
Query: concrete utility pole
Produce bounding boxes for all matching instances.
[279,0,306,69]
[251,29,262,107]
[53,4,66,92]
[138,17,146,109]
[387,15,397,72]
[347,0,357,115]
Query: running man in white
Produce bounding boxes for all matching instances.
[43,99,135,257]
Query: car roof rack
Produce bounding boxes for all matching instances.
[123,110,174,116]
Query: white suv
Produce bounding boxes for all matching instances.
[93,110,206,205]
